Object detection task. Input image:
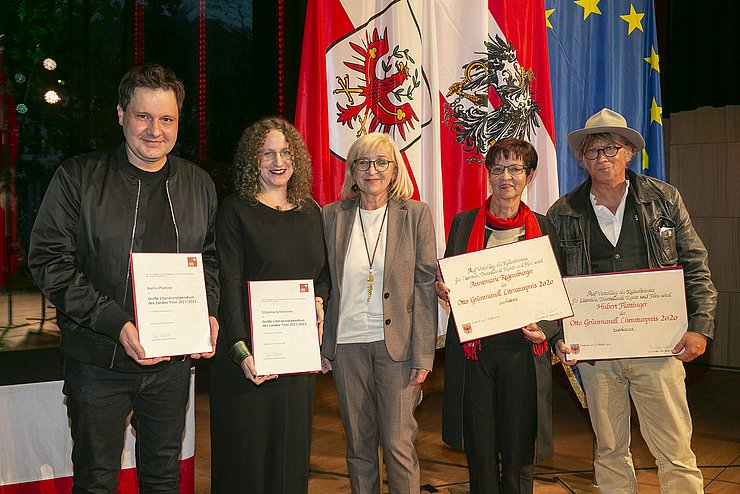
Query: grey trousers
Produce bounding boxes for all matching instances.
[333,340,422,494]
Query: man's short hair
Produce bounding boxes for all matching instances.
[118,64,185,112]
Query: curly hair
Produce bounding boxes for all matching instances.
[233,117,313,207]
[118,64,185,111]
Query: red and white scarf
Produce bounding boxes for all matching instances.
[463,196,548,360]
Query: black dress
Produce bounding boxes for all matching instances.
[210,195,330,494]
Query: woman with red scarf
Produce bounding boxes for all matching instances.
[437,138,557,494]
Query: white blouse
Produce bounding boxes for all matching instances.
[336,205,388,344]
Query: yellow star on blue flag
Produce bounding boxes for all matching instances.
[547,0,666,191]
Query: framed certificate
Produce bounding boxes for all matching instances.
[438,236,573,342]
[130,253,212,358]
[562,267,688,360]
[247,279,321,375]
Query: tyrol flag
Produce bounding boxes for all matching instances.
[296,0,560,255]
[546,0,666,193]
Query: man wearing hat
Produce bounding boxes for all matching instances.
[547,108,716,493]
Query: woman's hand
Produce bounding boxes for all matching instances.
[321,356,333,374]
[435,280,450,305]
[409,368,429,386]
[315,297,325,345]
[240,355,278,385]
[554,339,577,365]
[521,323,546,344]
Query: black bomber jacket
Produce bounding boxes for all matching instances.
[29,145,219,371]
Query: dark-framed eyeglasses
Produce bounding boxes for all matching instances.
[584,145,622,160]
[488,164,527,176]
[353,158,393,172]
[261,148,293,163]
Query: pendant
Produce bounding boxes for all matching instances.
[367,272,374,302]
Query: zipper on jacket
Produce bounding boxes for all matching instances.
[165,179,181,253]
[111,179,142,369]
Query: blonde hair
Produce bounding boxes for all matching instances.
[339,133,414,200]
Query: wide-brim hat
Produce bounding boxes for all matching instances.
[567,108,645,153]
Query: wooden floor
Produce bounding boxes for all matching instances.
[2,290,739,493]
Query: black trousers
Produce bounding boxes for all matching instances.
[63,357,191,494]
[462,340,538,494]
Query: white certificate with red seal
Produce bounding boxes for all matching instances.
[248,279,321,375]
[437,236,573,343]
[130,253,212,358]
[562,267,688,360]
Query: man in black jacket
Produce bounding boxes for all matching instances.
[548,109,715,493]
[29,64,219,493]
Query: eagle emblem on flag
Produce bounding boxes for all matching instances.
[333,27,420,141]
[443,34,542,162]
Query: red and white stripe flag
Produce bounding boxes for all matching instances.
[0,377,196,493]
[297,0,558,245]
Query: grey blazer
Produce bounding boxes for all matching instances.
[321,197,438,370]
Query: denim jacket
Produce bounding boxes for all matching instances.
[546,170,716,339]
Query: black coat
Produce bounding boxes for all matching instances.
[440,207,556,462]
[29,145,219,372]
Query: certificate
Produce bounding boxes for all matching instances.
[562,268,688,360]
[438,236,573,343]
[130,253,212,358]
[248,279,321,375]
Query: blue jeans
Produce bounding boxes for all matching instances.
[63,357,191,494]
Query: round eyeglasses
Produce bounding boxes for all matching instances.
[488,164,527,176]
[353,158,393,172]
[261,148,293,163]
[584,145,622,160]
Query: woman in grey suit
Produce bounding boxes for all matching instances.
[321,132,438,494]
[437,138,558,494]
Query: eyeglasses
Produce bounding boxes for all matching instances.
[261,148,293,163]
[488,164,527,176]
[584,145,622,160]
[353,158,393,172]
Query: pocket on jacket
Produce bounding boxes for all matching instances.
[558,239,583,275]
[649,217,678,266]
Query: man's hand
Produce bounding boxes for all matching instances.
[409,368,429,386]
[554,339,577,366]
[321,356,332,374]
[119,321,170,365]
[191,316,219,359]
[673,332,708,362]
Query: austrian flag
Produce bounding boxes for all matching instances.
[296,0,559,253]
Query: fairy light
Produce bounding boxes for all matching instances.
[44,90,61,104]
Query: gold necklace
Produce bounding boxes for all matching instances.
[258,194,290,211]
[357,204,389,303]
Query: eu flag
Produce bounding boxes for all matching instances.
[546,0,665,194]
